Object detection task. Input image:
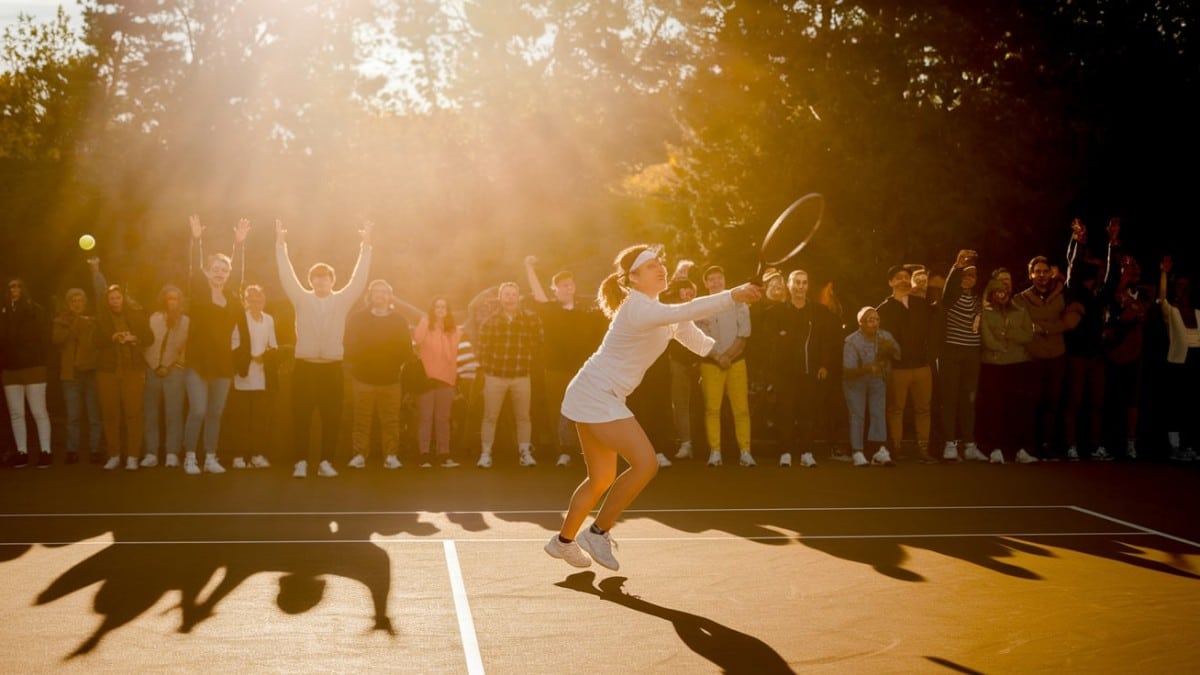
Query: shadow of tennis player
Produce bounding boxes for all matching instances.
[555,571,795,674]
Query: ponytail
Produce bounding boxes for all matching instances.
[598,272,627,318]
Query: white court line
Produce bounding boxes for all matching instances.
[1069,505,1200,549]
[443,541,484,675]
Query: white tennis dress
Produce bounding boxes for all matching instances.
[561,289,735,423]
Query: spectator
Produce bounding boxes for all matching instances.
[92,282,152,470]
[140,284,188,468]
[978,278,1037,464]
[1101,219,1150,460]
[413,297,463,468]
[936,250,986,462]
[1,278,52,468]
[1157,256,1198,461]
[51,284,101,465]
[876,265,936,462]
[666,278,701,461]
[227,284,278,469]
[476,282,544,468]
[344,280,412,470]
[842,307,897,467]
[696,266,754,467]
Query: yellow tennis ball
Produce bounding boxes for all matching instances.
[79,234,96,250]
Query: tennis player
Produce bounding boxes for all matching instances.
[544,244,762,570]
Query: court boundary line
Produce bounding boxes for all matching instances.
[1068,505,1200,548]
[442,541,484,675]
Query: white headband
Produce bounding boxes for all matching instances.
[629,249,659,274]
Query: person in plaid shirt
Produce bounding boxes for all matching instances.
[475,282,544,468]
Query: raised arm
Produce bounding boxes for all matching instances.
[627,283,760,330]
[231,218,249,294]
[1159,255,1173,322]
[334,221,374,306]
[523,256,550,304]
[274,219,307,304]
[87,256,107,303]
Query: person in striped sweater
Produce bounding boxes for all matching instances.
[937,249,986,462]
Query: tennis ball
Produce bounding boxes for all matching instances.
[79,234,96,250]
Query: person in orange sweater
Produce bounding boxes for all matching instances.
[413,297,463,468]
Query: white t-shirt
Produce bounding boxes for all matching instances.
[231,311,277,391]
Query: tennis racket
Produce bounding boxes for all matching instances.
[755,192,825,281]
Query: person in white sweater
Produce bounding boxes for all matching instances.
[275,219,373,478]
[543,245,761,571]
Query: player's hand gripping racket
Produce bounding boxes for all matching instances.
[754,193,825,282]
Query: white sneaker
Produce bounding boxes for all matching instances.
[204,456,226,474]
[383,454,402,469]
[250,454,271,468]
[942,441,960,462]
[870,448,894,466]
[674,441,693,460]
[544,535,592,568]
[556,453,571,467]
[103,456,120,470]
[738,451,756,467]
[576,527,619,571]
[989,449,1005,464]
[125,456,138,471]
[347,453,366,469]
[1015,449,1039,464]
[232,457,247,469]
[853,451,869,467]
[440,458,461,468]
[292,460,307,478]
[799,451,817,468]
[140,454,158,468]
[183,453,201,475]
[964,443,987,462]
[656,452,673,468]
[420,460,434,468]
[164,453,179,468]
[1090,446,1113,462]
[706,450,722,467]
[477,452,493,468]
[317,460,338,477]
[779,452,792,467]
[519,448,537,467]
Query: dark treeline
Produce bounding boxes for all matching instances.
[2,0,1198,317]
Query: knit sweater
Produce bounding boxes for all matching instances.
[276,243,372,362]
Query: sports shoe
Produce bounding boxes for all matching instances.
[37,452,52,469]
[917,447,938,464]
[964,443,987,462]
[799,452,817,468]
[101,456,119,470]
[989,449,1005,464]
[204,456,226,474]
[347,453,366,469]
[420,460,433,468]
[183,453,201,475]
[706,450,722,467]
[317,460,338,477]
[1066,447,1080,461]
[830,450,853,462]
[1124,444,1138,460]
[738,451,756,467]
[292,460,308,478]
[674,441,693,460]
[544,535,592,568]
[942,441,961,462]
[656,452,673,468]
[1171,447,1197,462]
[779,452,792,467]
[125,456,138,471]
[232,457,248,469]
[164,453,179,468]
[477,452,493,468]
[250,455,271,468]
[577,528,620,571]
[555,453,571,467]
[1015,449,1039,464]
[140,454,158,468]
[519,448,537,466]
[870,447,894,466]
[1090,446,1113,462]
[12,453,29,469]
[852,451,869,467]
[383,455,402,469]
[440,458,460,468]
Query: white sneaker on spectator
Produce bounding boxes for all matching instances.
[738,451,756,467]
[942,441,961,462]
[870,448,894,466]
[853,451,869,467]
[706,450,722,467]
[204,456,226,474]
[165,453,179,468]
[556,453,571,467]
[232,457,247,469]
[103,456,120,470]
[544,535,592,568]
[292,460,307,478]
[799,452,817,468]
[1090,446,1113,462]
[576,527,620,571]
[477,452,493,468]
[519,448,537,466]
[964,443,988,462]
[989,449,1005,464]
[420,459,433,468]
[183,453,201,475]
[250,455,271,468]
[1015,449,1039,464]
[656,452,672,468]
[125,457,138,471]
[383,454,402,469]
[779,452,792,467]
[1066,446,1080,461]
[347,453,366,469]
[440,458,460,468]
[140,454,158,468]
[674,441,693,460]
[317,460,338,477]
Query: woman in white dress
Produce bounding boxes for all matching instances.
[544,245,761,570]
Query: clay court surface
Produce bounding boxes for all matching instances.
[2,457,1198,674]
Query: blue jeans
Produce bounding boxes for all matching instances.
[184,369,230,458]
[62,372,101,455]
[144,366,186,457]
[843,375,887,452]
